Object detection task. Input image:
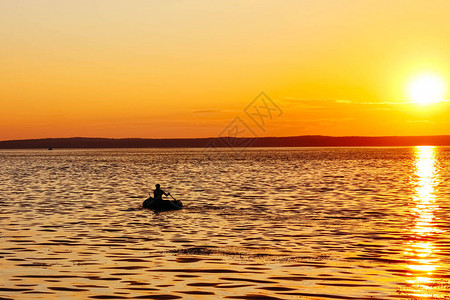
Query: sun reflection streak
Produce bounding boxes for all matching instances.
[402,146,444,298]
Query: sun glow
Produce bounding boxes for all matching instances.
[408,74,446,105]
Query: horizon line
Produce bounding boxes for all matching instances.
[3,134,450,143]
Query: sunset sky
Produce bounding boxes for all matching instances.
[1,0,450,140]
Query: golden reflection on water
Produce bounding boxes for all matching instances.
[403,146,443,298]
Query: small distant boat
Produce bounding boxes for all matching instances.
[142,197,183,211]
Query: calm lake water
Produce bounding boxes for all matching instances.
[0,147,449,299]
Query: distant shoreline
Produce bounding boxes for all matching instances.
[1,136,450,149]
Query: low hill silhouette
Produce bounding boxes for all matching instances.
[1,135,450,149]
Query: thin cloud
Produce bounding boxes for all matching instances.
[191,108,241,114]
[283,97,407,106]
[284,97,450,106]
[192,109,222,114]
[407,120,436,124]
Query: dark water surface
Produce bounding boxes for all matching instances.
[0,147,449,299]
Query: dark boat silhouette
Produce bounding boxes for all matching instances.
[142,197,183,211]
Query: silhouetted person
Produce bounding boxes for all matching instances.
[154,184,169,202]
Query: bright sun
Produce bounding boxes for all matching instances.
[408,73,446,105]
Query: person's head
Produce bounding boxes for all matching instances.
[155,184,160,189]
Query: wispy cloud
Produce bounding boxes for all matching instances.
[284,97,450,105]
[280,97,401,112]
[282,97,408,106]
[407,120,436,124]
[191,109,222,114]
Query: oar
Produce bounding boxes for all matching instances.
[168,193,183,208]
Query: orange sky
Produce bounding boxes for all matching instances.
[1,0,450,140]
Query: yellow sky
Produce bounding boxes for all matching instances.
[1,0,450,140]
